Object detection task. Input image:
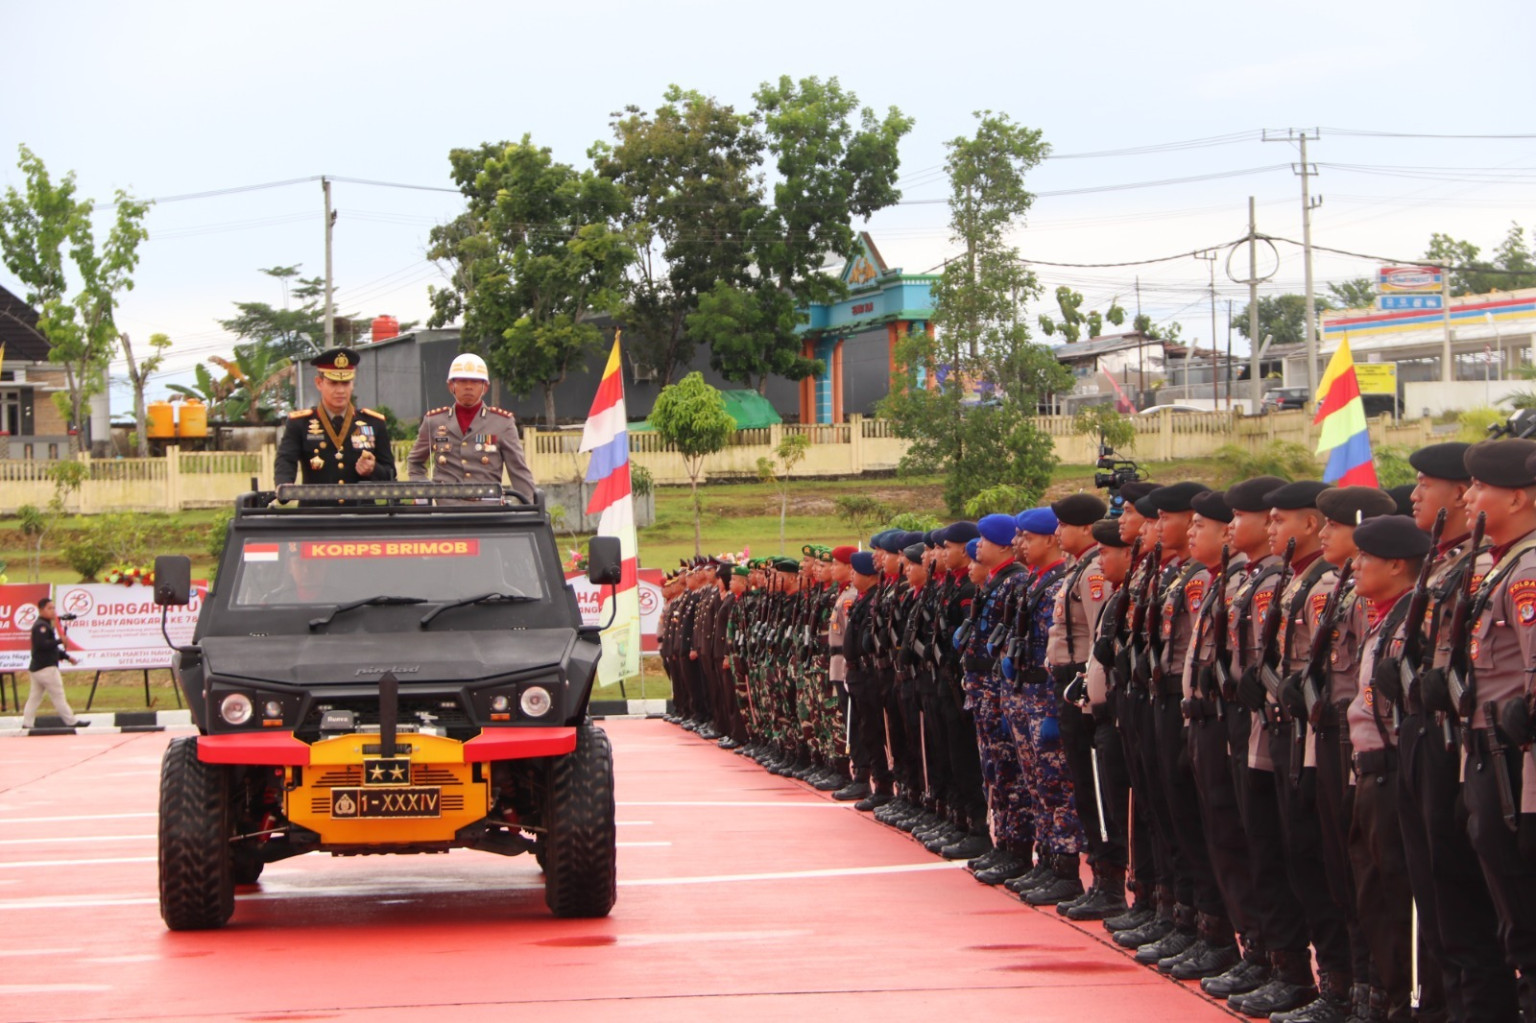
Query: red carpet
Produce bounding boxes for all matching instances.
[0,720,1238,1021]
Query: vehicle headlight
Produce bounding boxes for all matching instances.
[490,694,511,713]
[263,699,283,719]
[519,686,552,718]
[220,693,254,726]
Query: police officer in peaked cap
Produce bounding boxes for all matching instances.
[275,347,397,491]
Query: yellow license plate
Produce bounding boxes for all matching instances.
[330,787,441,819]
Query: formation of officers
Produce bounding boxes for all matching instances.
[658,435,1536,1023]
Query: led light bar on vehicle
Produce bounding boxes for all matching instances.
[275,482,504,503]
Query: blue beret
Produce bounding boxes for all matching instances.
[870,530,899,553]
[942,521,980,545]
[964,538,980,560]
[899,530,926,549]
[850,550,877,576]
[1015,507,1059,535]
[978,513,1018,546]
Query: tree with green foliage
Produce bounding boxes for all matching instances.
[121,331,171,455]
[0,145,151,452]
[219,265,325,364]
[1326,278,1376,310]
[1233,293,1331,347]
[1073,402,1135,452]
[685,76,913,393]
[1132,314,1184,343]
[428,137,633,424]
[755,430,811,553]
[593,86,763,387]
[209,345,293,423]
[878,112,1070,514]
[649,372,734,555]
[1038,287,1126,343]
[1424,224,1536,296]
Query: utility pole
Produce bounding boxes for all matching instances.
[1225,299,1234,411]
[1249,198,1261,408]
[1135,276,1145,396]
[1266,129,1322,394]
[323,177,336,349]
[1195,250,1218,407]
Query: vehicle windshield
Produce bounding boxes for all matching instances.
[229,533,546,607]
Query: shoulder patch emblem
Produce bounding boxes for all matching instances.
[1510,578,1536,626]
[1185,577,1205,613]
[1088,575,1104,601]
[1309,592,1329,627]
[1253,589,1273,620]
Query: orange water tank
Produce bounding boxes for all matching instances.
[177,399,207,439]
[147,401,176,440]
[371,315,399,342]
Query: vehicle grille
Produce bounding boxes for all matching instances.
[294,694,478,741]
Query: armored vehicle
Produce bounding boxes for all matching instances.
[152,481,621,929]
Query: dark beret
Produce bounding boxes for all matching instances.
[1224,475,1289,512]
[1315,485,1398,526]
[1409,442,1471,482]
[1147,481,1211,514]
[923,530,940,548]
[1469,439,1536,489]
[1092,520,1130,548]
[1133,495,1159,518]
[1051,492,1109,527]
[1190,489,1233,523]
[1265,480,1332,510]
[1353,515,1433,561]
[902,542,926,564]
[870,530,900,553]
[772,556,800,573]
[941,521,980,545]
[900,530,927,549]
[850,551,877,576]
[1119,481,1160,503]
[1387,484,1415,517]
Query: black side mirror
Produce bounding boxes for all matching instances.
[587,537,623,586]
[154,555,192,606]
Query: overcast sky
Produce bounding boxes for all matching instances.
[4,0,1533,412]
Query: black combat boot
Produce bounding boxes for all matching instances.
[1062,862,1128,920]
[1341,982,1370,1023]
[1168,912,1240,980]
[1200,937,1270,999]
[1102,881,1155,933]
[814,758,851,792]
[921,821,963,853]
[1136,902,1197,965]
[1023,853,1085,906]
[1113,885,1174,948]
[966,843,1006,874]
[854,780,894,811]
[1272,969,1351,1022]
[940,831,990,861]
[1228,947,1317,1017]
[975,844,1033,885]
[1002,856,1054,893]
[832,771,871,801]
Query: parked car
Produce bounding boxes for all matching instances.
[1262,387,1311,413]
[1136,403,1208,415]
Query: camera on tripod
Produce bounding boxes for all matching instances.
[1489,408,1536,440]
[1093,442,1143,517]
[59,613,79,621]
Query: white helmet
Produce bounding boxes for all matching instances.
[448,353,489,382]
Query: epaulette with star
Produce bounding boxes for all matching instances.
[289,408,313,418]
[487,406,516,418]
[425,405,452,416]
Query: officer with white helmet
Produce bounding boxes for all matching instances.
[407,353,536,502]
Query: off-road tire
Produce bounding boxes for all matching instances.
[542,724,616,918]
[159,736,235,930]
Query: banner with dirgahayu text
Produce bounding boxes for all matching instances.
[50,583,208,671]
[0,585,54,672]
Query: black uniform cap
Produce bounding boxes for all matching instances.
[941,521,980,545]
[1119,481,1161,503]
[1051,492,1109,526]
[902,542,926,564]
[1408,442,1471,482]
[1469,438,1536,488]
[1092,520,1130,548]
[1353,515,1433,561]
[1264,480,1332,510]
[1224,475,1289,512]
[310,347,360,381]
[1190,489,1234,523]
[1315,485,1398,526]
[1146,481,1211,514]
[1133,495,1160,518]
[1387,484,1415,517]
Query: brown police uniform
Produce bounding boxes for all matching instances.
[407,403,536,502]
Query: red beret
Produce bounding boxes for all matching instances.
[831,545,857,565]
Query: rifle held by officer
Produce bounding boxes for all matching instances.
[1237,537,1295,714]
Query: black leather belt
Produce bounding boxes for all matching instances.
[1352,747,1398,777]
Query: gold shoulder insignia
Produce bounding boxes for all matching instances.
[289,409,314,419]
[359,407,387,419]
[488,406,515,418]
[426,405,451,416]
